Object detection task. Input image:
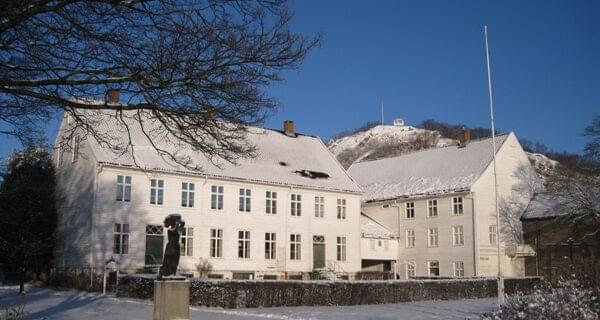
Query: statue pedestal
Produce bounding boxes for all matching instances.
[153,279,190,320]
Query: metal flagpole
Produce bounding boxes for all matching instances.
[484,25,504,305]
[381,100,384,125]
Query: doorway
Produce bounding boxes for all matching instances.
[313,235,325,269]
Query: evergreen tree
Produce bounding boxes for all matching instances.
[0,141,57,294]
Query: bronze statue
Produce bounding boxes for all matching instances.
[159,214,185,279]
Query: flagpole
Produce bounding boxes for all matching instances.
[484,25,504,305]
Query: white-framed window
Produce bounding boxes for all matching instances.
[428,199,438,217]
[314,196,324,218]
[113,223,129,254]
[239,188,251,212]
[211,185,224,210]
[406,229,415,248]
[290,234,301,260]
[57,142,65,166]
[452,225,464,246]
[72,135,80,162]
[336,236,347,261]
[406,261,416,278]
[291,194,302,216]
[428,260,440,276]
[489,225,498,245]
[181,182,195,208]
[180,227,193,256]
[453,261,465,277]
[452,197,463,215]
[266,191,277,214]
[116,175,132,202]
[150,179,164,205]
[210,228,223,258]
[405,202,415,219]
[238,230,250,259]
[428,228,438,247]
[265,232,276,260]
[337,198,347,219]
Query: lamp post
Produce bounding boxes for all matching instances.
[561,237,581,277]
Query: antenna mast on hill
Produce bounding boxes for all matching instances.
[484,25,504,305]
[380,100,384,125]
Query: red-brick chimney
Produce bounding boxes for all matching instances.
[283,120,295,136]
[106,89,120,104]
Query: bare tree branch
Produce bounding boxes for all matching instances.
[0,0,321,168]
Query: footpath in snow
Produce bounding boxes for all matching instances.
[0,287,496,320]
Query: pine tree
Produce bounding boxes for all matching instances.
[0,141,57,294]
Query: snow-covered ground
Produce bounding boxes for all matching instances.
[0,287,497,319]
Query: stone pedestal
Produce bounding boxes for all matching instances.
[153,279,190,320]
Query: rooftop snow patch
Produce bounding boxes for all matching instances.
[361,214,396,238]
[521,193,571,220]
[69,109,361,193]
[348,134,510,202]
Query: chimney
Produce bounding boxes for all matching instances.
[283,120,295,136]
[106,89,120,104]
[458,126,471,147]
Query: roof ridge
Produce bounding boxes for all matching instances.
[352,132,511,167]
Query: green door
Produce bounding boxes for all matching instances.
[313,243,325,269]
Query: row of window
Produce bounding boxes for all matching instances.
[406,260,466,278]
[57,135,80,166]
[405,225,497,248]
[400,197,464,219]
[114,223,348,262]
[116,175,348,219]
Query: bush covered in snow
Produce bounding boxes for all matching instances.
[481,280,600,320]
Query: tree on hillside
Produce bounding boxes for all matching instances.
[584,116,600,164]
[0,141,57,294]
[0,0,320,168]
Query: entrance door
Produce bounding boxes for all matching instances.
[313,235,325,269]
[145,225,164,265]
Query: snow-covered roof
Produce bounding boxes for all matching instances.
[521,193,569,220]
[348,134,510,202]
[71,110,361,193]
[361,214,396,238]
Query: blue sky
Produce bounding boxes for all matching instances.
[0,0,598,160]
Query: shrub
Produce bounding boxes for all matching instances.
[482,280,600,320]
[1,303,26,320]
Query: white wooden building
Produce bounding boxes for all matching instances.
[348,132,536,279]
[53,110,362,280]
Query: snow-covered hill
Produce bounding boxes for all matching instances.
[527,152,560,182]
[327,124,456,168]
[327,124,560,182]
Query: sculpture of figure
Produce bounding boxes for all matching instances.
[159,214,185,279]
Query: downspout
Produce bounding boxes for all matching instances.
[469,193,479,276]
[90,163,103,289]
[283,186,292,278]
[390,201,401,279]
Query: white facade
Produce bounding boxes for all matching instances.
[350,133,535,279]
[53,111,362,279]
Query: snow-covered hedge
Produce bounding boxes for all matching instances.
[482,280,600,320]
[117,276,540,308]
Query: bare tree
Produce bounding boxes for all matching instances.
[546,167,600,284]
[0,0,320,167]
[499,163,543,248]
[583,116,600,164]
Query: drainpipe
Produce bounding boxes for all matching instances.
[467,193,479,276]
[90,163,103,289]
[390,201,402,280]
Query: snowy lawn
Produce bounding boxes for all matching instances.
[0,287,497,319]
